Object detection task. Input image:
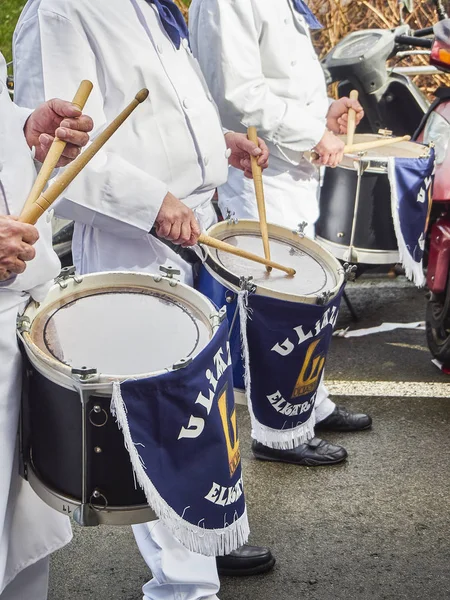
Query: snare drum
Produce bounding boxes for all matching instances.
[316,134,431,264]
[19,269,221,527]
[196,220,345,390]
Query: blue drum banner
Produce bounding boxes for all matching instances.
[388,150,434,286]
[238,287,344,449]
[111,321,249,557]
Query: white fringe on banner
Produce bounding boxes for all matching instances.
[111,382,250,557]
[237,291,316,450]
[388,157,425,287]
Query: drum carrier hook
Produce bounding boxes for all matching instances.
[154,265,181,286]
[293,221,308,238]
[225,209,239,225]
[55,266,83,289]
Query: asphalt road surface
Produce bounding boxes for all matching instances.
[48,275,450,600]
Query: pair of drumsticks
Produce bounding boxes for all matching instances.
[18,82,296,276]
[310,90,411,161]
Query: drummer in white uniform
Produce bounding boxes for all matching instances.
[189,0,372,467]
[0,51,93,600]
[13,0,274,597]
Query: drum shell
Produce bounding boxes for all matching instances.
[316,165,399,264]
[21,355,147,508]
[196,220,345,390]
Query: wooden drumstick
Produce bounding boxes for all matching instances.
[19,89,149,225]
[344,135,411,154]
[346,89,359,147]
[247,126,271,272]
[22,80,94,213]
[198,233,295,276]
[310,135,411,162]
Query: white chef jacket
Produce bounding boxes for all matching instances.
[0,54,60,301]
[14,0,229,277]
[0,51,71,596]
[189,0,329,234]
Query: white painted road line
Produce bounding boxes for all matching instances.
[234,381,450,405]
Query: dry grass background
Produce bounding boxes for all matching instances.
[175,0,450,99]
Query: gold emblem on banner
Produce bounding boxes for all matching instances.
[291,338,325,399]
[218,384,241,478]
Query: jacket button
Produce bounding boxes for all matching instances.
[203,156,209,166]
[183,98,191,109]
[284,17,290,24]
[182,38,189,49]
[225,148,232,159]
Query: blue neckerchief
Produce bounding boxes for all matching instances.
[145,0,189,49]
[292,0,323,30]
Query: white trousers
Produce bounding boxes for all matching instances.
[218,161,336,425]
[133,521,219,600]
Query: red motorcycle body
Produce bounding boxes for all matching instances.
[417,100,450,293]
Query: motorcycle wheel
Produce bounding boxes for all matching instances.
[426,274,450,363]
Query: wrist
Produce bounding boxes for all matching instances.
[224,131,236,147]
[23,115,39,157]
[23,115,34,149]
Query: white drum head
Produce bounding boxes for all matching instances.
[22,271,219,382]
[204,221,344,303]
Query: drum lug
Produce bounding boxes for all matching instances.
[17,315,31,333]
[225,291,236,304]
[293,221,308,238]
[239,276,256,294]
[343,247,359,264]
[225,209,239,225]
[317,291,333,306]
[173,357,193,370]
[211,306,227,328]
[73,503,100,527]
[71,366,99,383]
[158,265,181,286]
[55,266,83,289]
[424,141,435,157]
[378,128,393,137]
[342,262,358,282]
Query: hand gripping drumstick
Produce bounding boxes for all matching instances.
[198,233,296,276]
[22,80,94,213]
[309,135,411,162]
[346,89,359,147]
[19,89,149,225]
[247,126,271,272]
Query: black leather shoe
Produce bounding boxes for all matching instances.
[216,544,275,576]
[252,437,347,466]
[316,405,372,432]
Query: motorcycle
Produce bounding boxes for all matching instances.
[414,19,450,363]
[320,1,450,364]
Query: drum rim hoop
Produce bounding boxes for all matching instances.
[20,270,221,383]
[203,220,345,304]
